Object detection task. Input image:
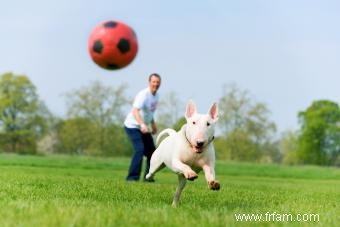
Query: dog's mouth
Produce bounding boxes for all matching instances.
[189,140,205,153]
[193,145,204,153]
[186,135,215,154]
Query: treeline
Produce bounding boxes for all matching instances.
[0,72,339,166]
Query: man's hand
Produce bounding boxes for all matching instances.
[140,123,149,134]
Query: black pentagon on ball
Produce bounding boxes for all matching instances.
[117,38,130,54]
[104,21,118,28]
[93,40,103,54]
[106,63,120,70]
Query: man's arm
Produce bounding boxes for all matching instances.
[132,107,148,133]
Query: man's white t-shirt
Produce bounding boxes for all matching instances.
[124,88,159,129]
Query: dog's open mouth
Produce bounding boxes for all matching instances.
[194,146,203,153]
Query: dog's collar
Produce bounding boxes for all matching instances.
[184,132,193,147]
[207,136,215,147]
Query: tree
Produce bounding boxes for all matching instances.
[100,124,133,156]
[156,91,184,131]
[59,117,97,155]
[217,84,277,162]
[280,130,299,164]
[66,81,129,125]
[297,100,340,165]
[64,81,130,155]
[173,117,186,131]
[36,115,63,154]
[0,72,48,153]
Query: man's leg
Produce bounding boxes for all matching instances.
[125,127,145,181]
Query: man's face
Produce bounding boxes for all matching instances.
[149,76,161,94]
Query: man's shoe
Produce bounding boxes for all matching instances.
[143,178,155,183]
[126,178,139,182]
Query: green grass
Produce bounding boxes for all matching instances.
[0,153,339,226]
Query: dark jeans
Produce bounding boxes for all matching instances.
[125,126,156,181]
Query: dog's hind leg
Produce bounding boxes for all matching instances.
[172,174,187,208]
[145,152,165,180]
[145,162,165,180]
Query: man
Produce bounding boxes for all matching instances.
[124,73,161,181]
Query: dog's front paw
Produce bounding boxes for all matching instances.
[208,181,220,190]
[185,171,198,181]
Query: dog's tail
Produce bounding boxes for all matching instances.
[156,128,176,147]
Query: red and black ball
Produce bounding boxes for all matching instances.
[88,21,138,70]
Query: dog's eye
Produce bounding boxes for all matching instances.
[192,121,196,125]
[207,122,210,126]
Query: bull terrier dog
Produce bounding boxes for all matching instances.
[145,100,220,207]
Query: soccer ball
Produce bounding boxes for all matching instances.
[88,20,138,70]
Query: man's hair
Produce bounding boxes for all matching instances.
[148,73,161,81]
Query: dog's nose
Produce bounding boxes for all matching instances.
[196,142,204,148]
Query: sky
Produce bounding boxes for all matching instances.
[0,0,339,133]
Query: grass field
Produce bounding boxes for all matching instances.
[0,153,339,227]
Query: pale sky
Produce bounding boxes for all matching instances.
[0,0,339,133]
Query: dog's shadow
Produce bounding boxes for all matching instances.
[147,180,276,211]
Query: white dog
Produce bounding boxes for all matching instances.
[146,100,220,207]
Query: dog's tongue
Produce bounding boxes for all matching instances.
[193,146,203,153]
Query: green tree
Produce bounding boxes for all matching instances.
[173,117,186,131]
[0,72,48,153]
[156,91,184,131]
[297,100,340,165]
[59,118,97,155]
[36,115,63,154]
[217,84,277,162]
[64,81,130,155]
[66,81,129,125]
[100,124,132,157]
[280,130,299,164]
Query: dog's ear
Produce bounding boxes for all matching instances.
[208,102,219,122]
[185,100,196,119]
